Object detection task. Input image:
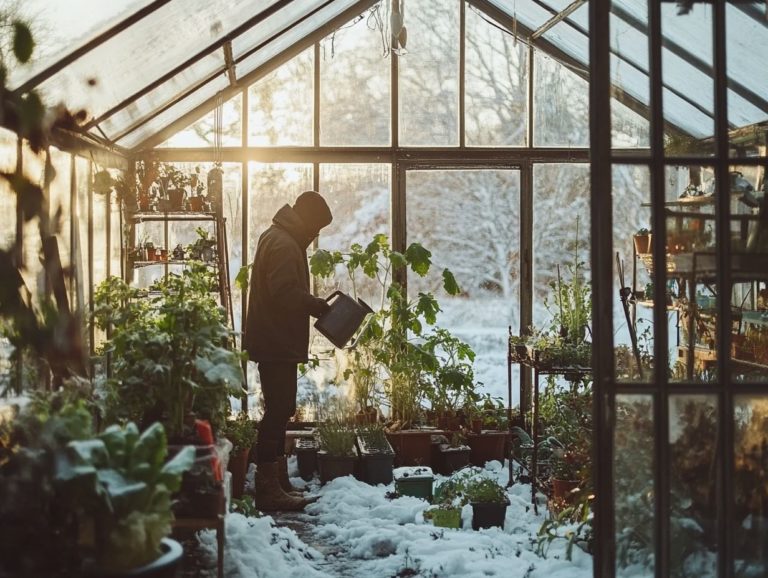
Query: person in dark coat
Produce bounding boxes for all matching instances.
[244,190,332,511]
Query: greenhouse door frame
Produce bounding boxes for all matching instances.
[589,3,767,578]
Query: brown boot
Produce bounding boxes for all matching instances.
[250,462,308,512]
[277,455,304,495]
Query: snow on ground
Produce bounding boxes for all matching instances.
[198,459,593,578]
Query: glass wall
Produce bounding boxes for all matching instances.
[407,168,521,403]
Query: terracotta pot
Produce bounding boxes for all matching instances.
[386,430,433,467]
[227,448,249,499]
[146,247,157,261]
[633,233,652,255]
[168,188,185,211]
[188,196,204,212]
[466,431,507,467]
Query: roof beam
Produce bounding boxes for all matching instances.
[51,129,129,169]
[82,0,295,130]
[467,0,692,136]
[611,2,768,115]
[131,0,378,152]
[13,0,173,94]
[223,42,237,87]
[111,0,337,144]
[531,0,586,40]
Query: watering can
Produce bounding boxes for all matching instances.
[314,291,374,349]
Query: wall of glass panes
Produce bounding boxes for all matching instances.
[145,1,659,420]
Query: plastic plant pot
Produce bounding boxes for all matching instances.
[357,435,395,485]
[394,466,434,501]
[295,438,319,481]
[434,444,471,476]
[471,501,509,530]
[317,451,357,484]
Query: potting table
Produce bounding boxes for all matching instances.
[506,341,591,514]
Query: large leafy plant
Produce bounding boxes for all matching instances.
[311,234,463,427]
[61,422,195,573]
[93,263,244,437]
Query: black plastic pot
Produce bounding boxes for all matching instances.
[471,501,509,530]
[434,444,470,476]
[295,438,319,481]
[357,435,394,485]
[317,451,357,484]
[93,537,183,578]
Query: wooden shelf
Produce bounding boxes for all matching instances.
[130,211,219,222]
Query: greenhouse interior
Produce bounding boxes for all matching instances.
[0,1,766,577]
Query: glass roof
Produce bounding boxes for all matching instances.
[486,0,768,138]
[11,0,768,151]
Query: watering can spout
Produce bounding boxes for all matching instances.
[314,291,374,349]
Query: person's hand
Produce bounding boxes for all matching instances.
[311,296,331,318]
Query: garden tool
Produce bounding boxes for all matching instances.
[616,252,643,374]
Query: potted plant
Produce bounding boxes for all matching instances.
[316,419,357,483]
[310,235,463,468]
[356,422,395,485]
[433,430,471,476]
[92,263,244,439]
[633,227,652,255]
[423,504,462,529]
[295,436,320,481]
[0,394,195,577]
[186,227,217,263]
[465,394,508,467]
[221,413,258,499]
[393,466,434,501]
[464,475,510,530]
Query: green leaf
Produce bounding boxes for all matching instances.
[159,445,195,492]
[310,249,341,277]
[416,292,440,325]
[235,265,250,291]
[12,22,34,63]
[405,243,432,276]
[131,423,167,480]
[388,251,406,269]
[442,269,461,296]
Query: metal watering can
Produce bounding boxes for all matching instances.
[314,291,374,349]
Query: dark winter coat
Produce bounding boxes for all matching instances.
[243,204,328,363]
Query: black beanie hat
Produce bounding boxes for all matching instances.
[293,190,333,234]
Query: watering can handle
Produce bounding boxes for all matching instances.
[324,290,343,303]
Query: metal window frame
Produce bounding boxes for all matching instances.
[590,2,767,577]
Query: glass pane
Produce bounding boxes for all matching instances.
[733,396,768,578]
[307,164,391,403]
[0,129,17,250]
[248,49,313,147]
[109,185,121,279]
[615,394,655,577]
[92,184,108,351]
[319,14,390,146]
[534,50,588,147]
[49,149,72,289]
[661,6,715,155]
[247,163,313,265]
[669,395,719,577]
[30,0,275,119]
[398,0,459,146]
[20,144,45,302]
[10,0,156,89]
[465,8,527,147]
[74,156,90,320]
[732,279,768,383]
[407,169,521,404]
[112,74,230,148]
[612,97,650,149]
[317,163,391,304]
[157,93,242,148]
[232,0,360,59]
[613,164,654,381]
[533,164,591,328]
[664,165,719,384]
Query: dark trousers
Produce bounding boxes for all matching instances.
[256,362,298,463]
